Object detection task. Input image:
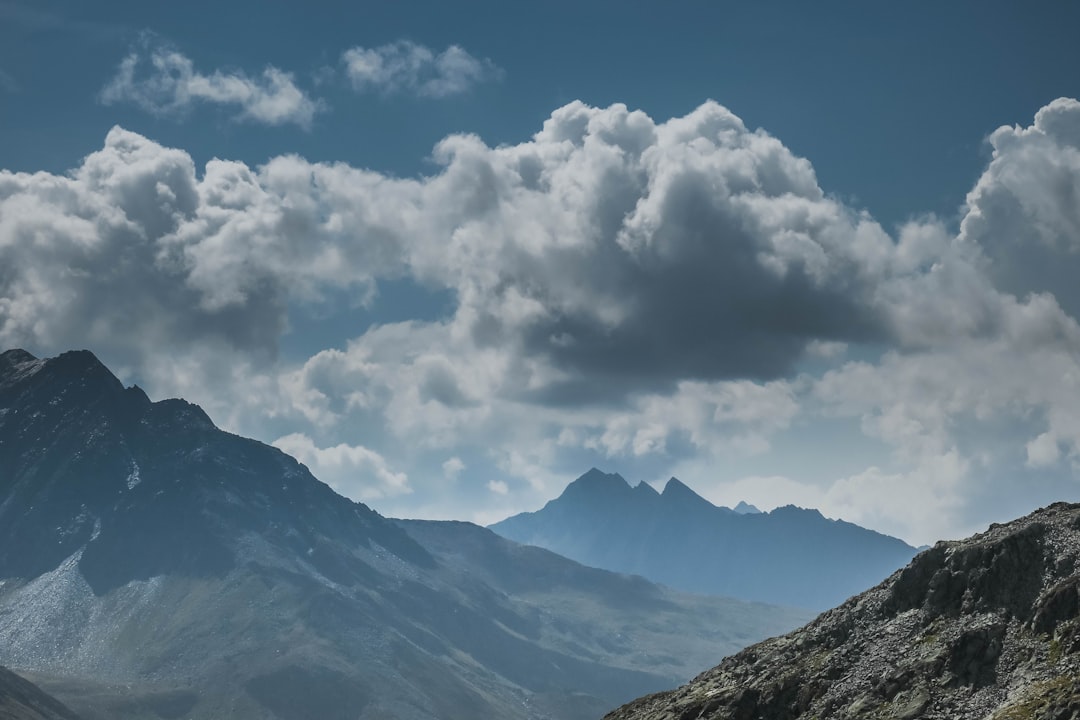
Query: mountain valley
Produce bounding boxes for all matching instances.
[0,349,809,720]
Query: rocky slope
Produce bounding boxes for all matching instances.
[0,666,81,720]
[0,349,808,720]
[491,469,917,610]
[605,501,1080,720]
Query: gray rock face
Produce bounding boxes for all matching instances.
[604,502,1080,720]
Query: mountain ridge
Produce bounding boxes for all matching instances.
[605,500,1080,720]
[0,349,810,720]
[490,469,917,610]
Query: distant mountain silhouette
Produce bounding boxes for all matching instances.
[606,501,1080,720]
[490,468,917,610]
[0,350,809,720]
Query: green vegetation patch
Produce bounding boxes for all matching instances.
[991,674,1080,720]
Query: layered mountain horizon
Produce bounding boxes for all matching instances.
[491,468,919,610]
[0,348,809,720]
[606,500,1080,719]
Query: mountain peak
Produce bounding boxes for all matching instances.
[560,468,631,500]
[734,501,762,514]
[660,477,690,495]
[769,504,825,520]
[0,348,44,389]
[148,397,216,431]
[492,470,916,609]
[660,477,712,504]
[41,349,124,394]
[0,348,37,365]
[633,481,659,497]
[53,348,105,367]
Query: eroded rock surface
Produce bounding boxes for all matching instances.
[606,503,1080,720]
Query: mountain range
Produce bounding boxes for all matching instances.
[490,468,918,610]
[0,349,808,720]
[605,500,1080,720]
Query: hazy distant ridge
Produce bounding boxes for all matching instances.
[606,501,1080,719]
[490,468,917,610]
[0,349,809,720]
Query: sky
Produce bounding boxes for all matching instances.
[3,0,1080,545]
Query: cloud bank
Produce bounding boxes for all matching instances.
[4,98,1080,542]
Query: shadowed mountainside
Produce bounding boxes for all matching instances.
[605,501,1080,720]
[490,468,917,610]
[0,666,82,720]
[0,349,808,720]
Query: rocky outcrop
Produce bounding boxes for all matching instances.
[605,502,1080,720]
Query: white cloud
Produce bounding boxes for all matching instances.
[686,451,970,546]
[342,40,501,97]
[101,43,321,128]
[960,97,1080,317]
[582,379,800,458]
[0,125,398,413]
[5,98,1080,543]
[487,479,509,495]
[1027,432,1062,468]
[272,432,410,500]
[805,340,847,359]
[442,456,465,480]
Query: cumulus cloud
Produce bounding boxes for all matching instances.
[101,43,321,128]
[442,456,465,480]
[5,97,1080,542]
[0,126,397,395]
[342,41,501,97]
[961,97,1080,317]
[2,98,942,406]
[583,378,800,457]
[1027,432,1062,468]
[272,432,410,500]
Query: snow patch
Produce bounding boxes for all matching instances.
[0,549,166,680]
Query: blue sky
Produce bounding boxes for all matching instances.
[3,0,1080,543]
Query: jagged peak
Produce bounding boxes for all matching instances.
[56,348,101,362]
[150,397,216,430]
[769,504,825,519]
[633,481,660,497]
[661,477,702,499]
[734,500,762,514]
[0,348,38,364]
[559,468,631,500]
[39,349,124,391]
[0,348,45,388]
[2,349,214,433]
